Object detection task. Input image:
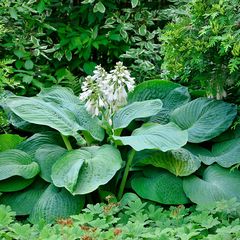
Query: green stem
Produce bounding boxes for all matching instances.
[117,149,136,200]
[61,134,73,150]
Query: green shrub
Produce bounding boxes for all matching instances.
[161,0,240,100]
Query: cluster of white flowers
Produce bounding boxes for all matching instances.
[80,62,135,121]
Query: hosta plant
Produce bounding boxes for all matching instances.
[0,63,239,223]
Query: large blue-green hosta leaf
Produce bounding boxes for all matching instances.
[131,167,189,204]
[133,148,201,176]
[17,131,64,158]
[170,98,237,143]
[0,179,48,215]
[0,150,39,180]
[113,122,188,152]
[35,144,67,182]
[185,138,240,168]
[183,164,240,205]
[51,145,122,195]
[113,99,163,129]
[38,87,104,141]
[0,177,34,192]
[128,80,190,124]
[28,184,85,224]
[6,97,85,144]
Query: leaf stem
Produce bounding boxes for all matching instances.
[117,149,136,200]
[61,134,73,150]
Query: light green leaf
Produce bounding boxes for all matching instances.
[133,148,201,176]
[113,99,163,130]
[138,24,147,36]
[6,96,85,144]
[128,80,190,124]
[9,7,18,20]
[28,184,85,224]
[0,134,25,152]
[113,122,188,152]
[35,144,67,182]
[132,167,189,204]
[170,98,237,143]
[0,150,39,180]
[93,2,105,13]
[131,0,139,8]
[24,60,34,70]
[0,180,47,215]
[52,145,122,195]
[183,164,240,205]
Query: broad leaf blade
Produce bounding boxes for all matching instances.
[0,150,39,180]
[131,167,189,204]
[35,144,67,182]
[128,80,190,124]
[0,179,48,215]
[28,184,85,224]
[38,87,104,141]
[113,122,188,152]
[52,145,122,195]
[170,98,237,143]
[113,99,163,129]
[133,148,201,176]
[6,97,84,144]
[183,164,240,205]
[0,177,34,192]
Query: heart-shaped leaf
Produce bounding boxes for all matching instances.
[52,145,122,195]
[0,179,48,215]
[131,167,189,204]
[28,184,85,224]
[113,99,163,129]
[35,144,67,182]
[170,98,237,143]
[183,164,240,205]
[113,122,188,152]
[0,150,39,180]
[133,148,201,176]
[0,134,25,152]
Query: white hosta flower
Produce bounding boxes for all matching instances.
[80,62,135,122]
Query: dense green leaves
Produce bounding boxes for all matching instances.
[113,122,188,152]
[132,167,189,204]
[28,185,85,224]
[133,148,201,176]
[171,98,237,143]
[113,99,163,129]
[183,165,240,205]
[0,150,39,180]
[52,145,122,195]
